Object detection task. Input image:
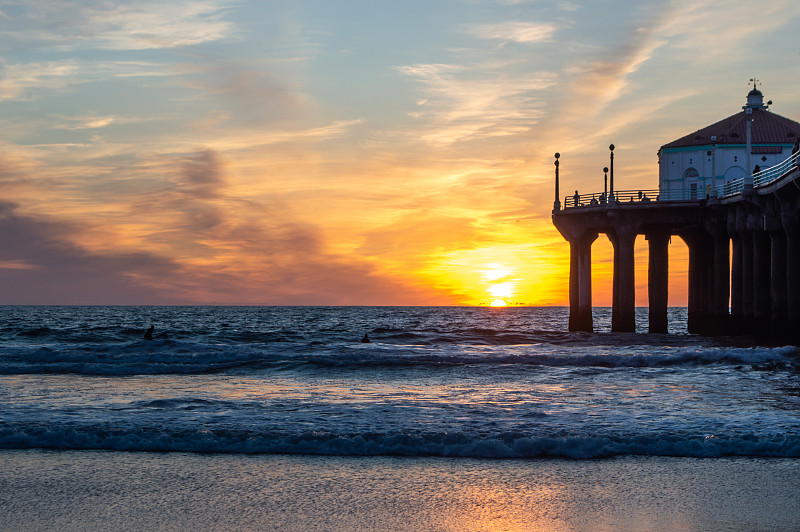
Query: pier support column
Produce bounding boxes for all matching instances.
[712,231,731,335]
[577,233,597,332]
[646,231,669,334]
[741,234,755,333]
[610,228,636,332]
[730,235,743,330]
[568,232,597,332]
[568,239,580,331]
[753,228,772,337]
[684,230,712,335]
[737,209,755,334]
[729,207,743,331]
[785,227,800,342]
[770,229,788,339]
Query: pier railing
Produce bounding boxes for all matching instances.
[754,152,799,187]
[714,152,800,197]
[563,151,800,208]
[718,178,744,197]
[564,188,698,208]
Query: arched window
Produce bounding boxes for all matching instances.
[683,167,699,179]
[724,166,746,180]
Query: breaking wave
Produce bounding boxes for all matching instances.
[2,425,799,459]
[0,340,800,376]
[0,341,797,375]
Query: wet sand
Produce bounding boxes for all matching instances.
[1,450,799,531]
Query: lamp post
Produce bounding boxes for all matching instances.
[609,144,615,202]
[710,135,717,198]
[603,166,608,204]
[744,108,754,190]
[554,152,561,211]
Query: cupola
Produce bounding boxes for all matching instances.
[744,80,769,111]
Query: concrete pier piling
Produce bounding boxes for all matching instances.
[646,231,669,334]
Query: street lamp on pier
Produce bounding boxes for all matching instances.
[554,152,561,211]
[609,144,615,202]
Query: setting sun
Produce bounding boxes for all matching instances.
[415,244,568,306]
[489,299,508,307]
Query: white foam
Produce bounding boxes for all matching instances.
[3,426,799,459]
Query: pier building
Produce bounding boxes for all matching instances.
[552,86,800,342]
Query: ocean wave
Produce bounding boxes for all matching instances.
[0,341,282,375]
[302,345,800,370]
[2,425,799,459]
[0,342,797,375]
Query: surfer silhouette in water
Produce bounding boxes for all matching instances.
[361,334,371,343]
[144,325,170,340]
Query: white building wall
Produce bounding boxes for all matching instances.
[659,145,792,198]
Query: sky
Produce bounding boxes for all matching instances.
[1,0,800,306]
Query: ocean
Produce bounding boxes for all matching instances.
[2,305,800,530]
[2,305,799,459]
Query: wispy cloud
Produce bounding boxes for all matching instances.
[52,114,157,130]
[86,1,235,50]
[564,22,667,115]
[206,120,365,151]
[398,62,555,145]
[468,21,558,43]
[658,0,800,60]
[0,61,78,101]
[557,1,580,11]
[0,259,41,270]
[0,0,236,51]
[0,59,175,102]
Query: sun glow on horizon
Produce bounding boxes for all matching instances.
[415,242,570,306]
[489,299,508,307]
[488,281,514,298]
[482,265,512,282]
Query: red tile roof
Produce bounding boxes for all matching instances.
[661,109,800,150]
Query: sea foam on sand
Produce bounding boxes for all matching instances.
[1,450,799,531]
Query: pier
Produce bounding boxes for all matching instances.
[552,149,800,342]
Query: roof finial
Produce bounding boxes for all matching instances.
[750,77,759,91]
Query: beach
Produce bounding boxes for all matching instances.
[2,450,799,531]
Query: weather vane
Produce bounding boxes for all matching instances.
[750,77,760,90]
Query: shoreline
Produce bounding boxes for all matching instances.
[2,450,799,531]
